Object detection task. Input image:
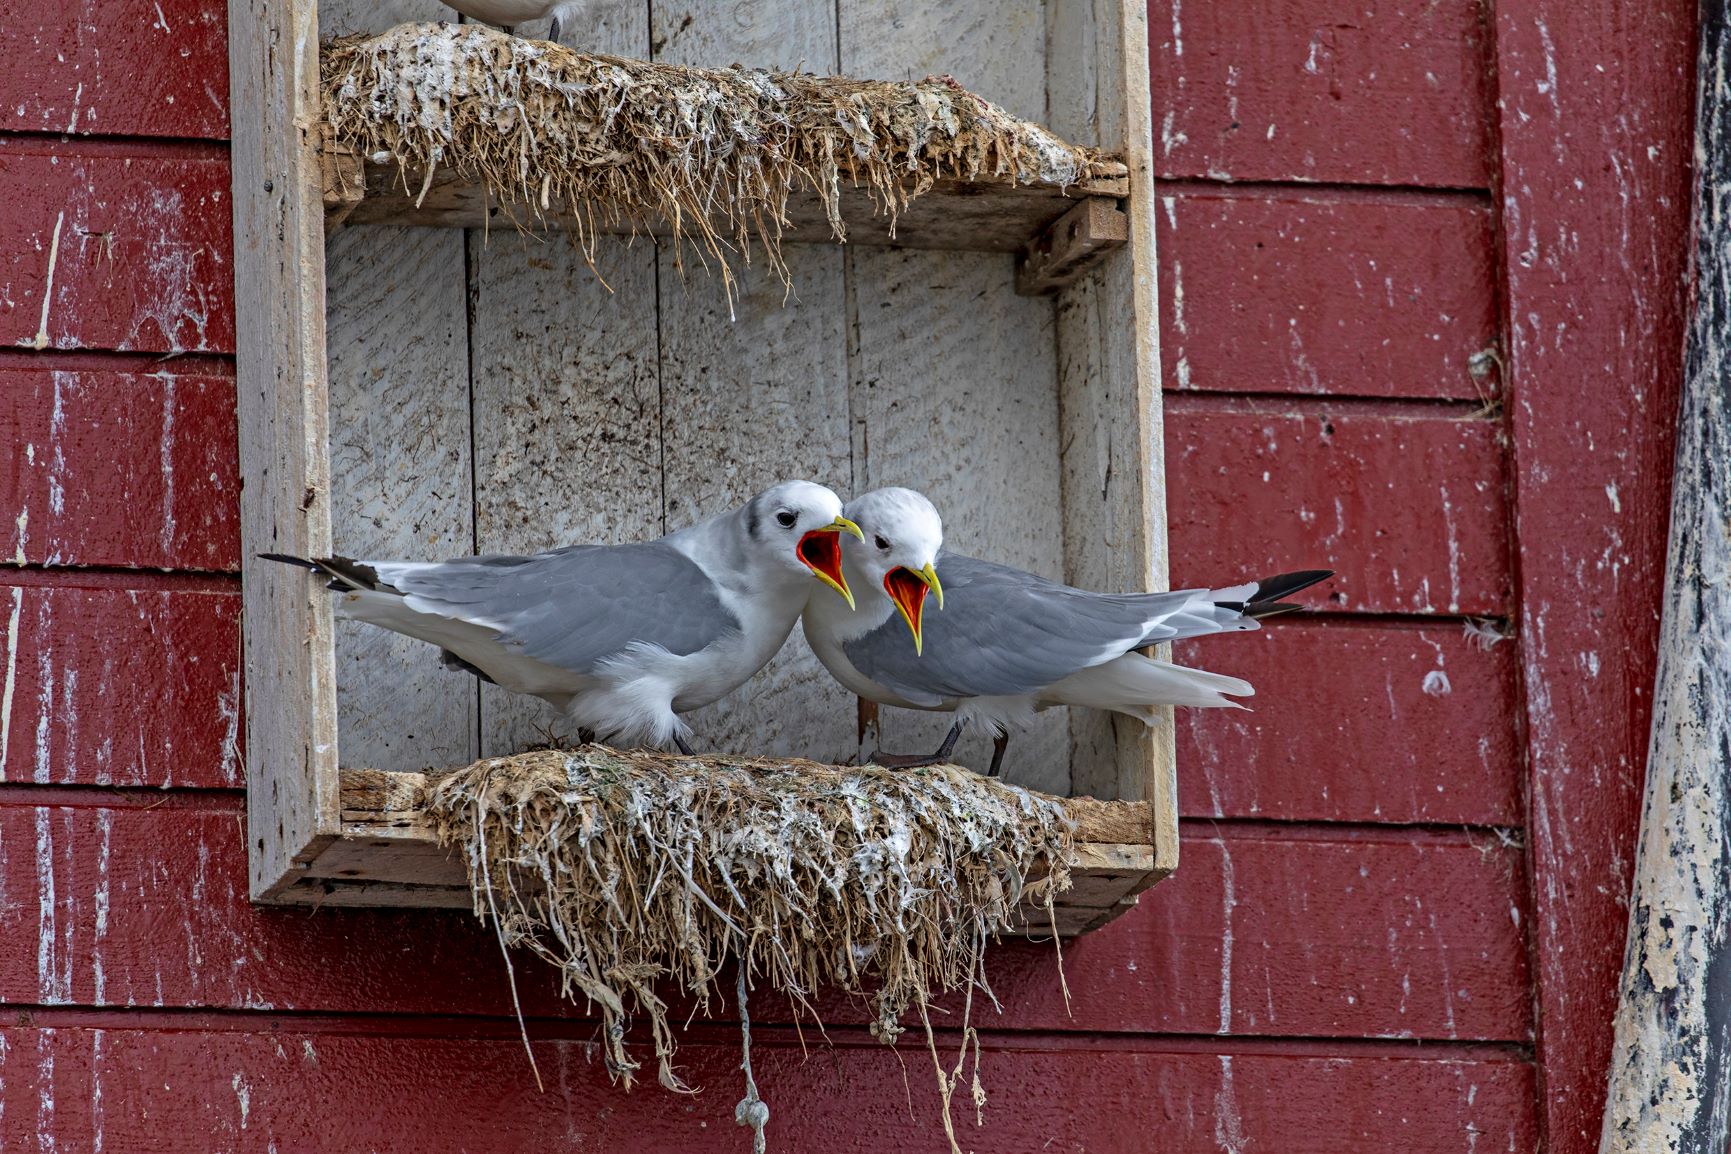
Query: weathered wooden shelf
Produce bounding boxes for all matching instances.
[320,144,1131,293]
[269,767,1165,937]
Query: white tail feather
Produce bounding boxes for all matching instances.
[1042,652,1253,724]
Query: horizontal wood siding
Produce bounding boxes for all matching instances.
[0,1021,1537,1152]
[1149,0,1493,186]
[0,1,230,140]
[1,367,239,570]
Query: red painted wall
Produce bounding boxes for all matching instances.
[0,2,1693,1150]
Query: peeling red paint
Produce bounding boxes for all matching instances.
[0,150,233,354]
[1167,399,1513,616]
[1,368,239,570]
[0,1,229,140]
[1157,188,1499,400]
[1491,2,1696,1149]
[1176,617,1523,825]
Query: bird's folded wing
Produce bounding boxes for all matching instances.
[842,553,1245,700]
[372,542,739,675]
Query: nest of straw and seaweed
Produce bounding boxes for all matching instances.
[320,22,1113,293]
[424,747,1077,1151]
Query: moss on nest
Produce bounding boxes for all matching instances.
[321,22,1111,294]
[424,747,1075,1150]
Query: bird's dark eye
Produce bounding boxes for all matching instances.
[775,510,798,528]
[875,535,891,551]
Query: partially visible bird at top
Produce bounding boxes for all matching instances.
[264,480,863,754]
[801,486,1333,777]
[444,0,592,44]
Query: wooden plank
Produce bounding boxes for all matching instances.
[1175,617,1524,826]
[334,767,1156,843]
[0,583,241,788]
[1158,189,1499,400]
[0,800,1533,1040]
[0,148,234,354]
[0,1023,1537,1152]
[339,154,1128,259]
[651,0,856,763]
[1165,399,1513,616]
[841,0,1073,791]
[325,224,478,773]
[229,0,341,901]
[1006,828,1536,1041]
[466,3,659,759]
[0,1,230,140]
[1016,195,1129,295]
[1046,0,1169,838]
[0,368,239,571]
[1489,1,1697,1149]
[1149,0,1494,188]
[846,248,1071,786]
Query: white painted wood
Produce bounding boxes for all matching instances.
[460,3,656,756]
[325,224,479,772]
[232,0,342,902]
[648,0,857,762]
[838,0,1070,791]
[468,234,666,754]
[653,0,837,71]
[847,248,1071,789]
[657,247,857,760]
[837,0,1047,122]
[320,0,455,37]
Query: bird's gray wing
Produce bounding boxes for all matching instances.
[374,541,738,675]
[842,553,1231,701]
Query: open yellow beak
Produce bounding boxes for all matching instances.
[884,562,944,655]
[797,515,865,609]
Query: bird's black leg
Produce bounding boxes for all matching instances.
[868,720,963,769]
[673,733,696,756]
[548,15,562,42]
[986,732,1009,778]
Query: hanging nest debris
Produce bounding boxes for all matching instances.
[424,747,1076,1151]
[320,22,1114,293]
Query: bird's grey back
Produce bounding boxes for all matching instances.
[841,553,1244,701]
[384,540,738,675]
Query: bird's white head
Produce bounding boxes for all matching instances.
[742,480,864,606]
[841,487,946,653]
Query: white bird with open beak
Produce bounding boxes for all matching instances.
[265,480,862,753]
[803,487,1331,776]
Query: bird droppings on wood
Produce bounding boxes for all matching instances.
[319,22,1112,303]
[421,746,1077,1152]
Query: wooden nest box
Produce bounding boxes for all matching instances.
[231,0,1172,936]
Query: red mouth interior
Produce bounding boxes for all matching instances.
[884,566,930,631]
[798,530,845,588]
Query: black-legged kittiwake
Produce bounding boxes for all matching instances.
[802,487,1332,776]
[266,480,862,753]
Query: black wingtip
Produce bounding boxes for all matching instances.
[258,552,320,570]
[257,552,387,593]
[1250,569,1333,606]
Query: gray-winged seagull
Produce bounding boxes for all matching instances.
[266,480,862,753]
[801,487,1331,776]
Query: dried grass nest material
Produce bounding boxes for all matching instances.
[321,22,1114,287]
[425,747,1076,1146]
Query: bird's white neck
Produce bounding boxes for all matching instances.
[804,543,897,641]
